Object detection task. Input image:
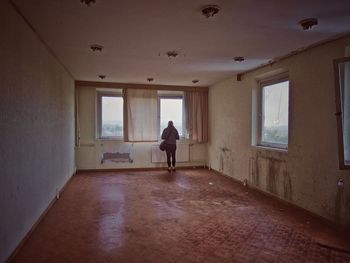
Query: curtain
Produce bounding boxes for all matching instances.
[184,91,208,143]
[126,88,158,141]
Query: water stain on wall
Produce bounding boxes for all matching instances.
[219,153,224,173]
[249,157,260,187]
[219,147,234,176]
[250,154,292,201]
[267,159,278,194]
[283,169,292,201]
[334,183,343,221]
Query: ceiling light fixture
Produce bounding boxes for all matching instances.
[166,51,179,58]
[98,75,106,79]
[147,78,154,82]
[81,0,96,6]
[192,80,199,84]
[234,56,245,62]
[90,44,103,52]
[159,50,185,59]
[299,18,318,30]
[201,5,220,18]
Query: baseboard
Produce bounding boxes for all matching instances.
[5,172,75,263]
[209,168,245,185]
[76,166,207,173]
[209,168,350,234]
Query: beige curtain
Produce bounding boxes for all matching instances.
[126,88,158,141]
[184,91,208,143]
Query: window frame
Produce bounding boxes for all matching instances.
[334,56,350,169]
[158,94,184,139]
[257,75,290,150]
[96,90,124,140]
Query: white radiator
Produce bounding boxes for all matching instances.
[151,143,189,163]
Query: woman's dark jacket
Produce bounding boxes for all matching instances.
[161,126,179,145]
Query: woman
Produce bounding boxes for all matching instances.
[161,121,180,172]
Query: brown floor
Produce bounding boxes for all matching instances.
[11,169,350,263]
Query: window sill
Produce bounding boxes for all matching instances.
[252,145,288,153]
[96,137,124,142]
[178,138,206,144]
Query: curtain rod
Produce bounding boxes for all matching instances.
[75,80,208,92]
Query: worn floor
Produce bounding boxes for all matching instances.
[11,169,350,263]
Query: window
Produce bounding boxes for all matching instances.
[159,96,183,137]
[97,91,123,139]
[334,57,350,169]
[259,77,289,149]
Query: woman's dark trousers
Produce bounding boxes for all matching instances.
[166,144,177,167]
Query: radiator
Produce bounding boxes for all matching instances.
[151,143,189,163]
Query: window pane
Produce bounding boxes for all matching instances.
[341,62,350,164]
[101,96,123,137]
[160,98,182,135]
[262,80,289,145]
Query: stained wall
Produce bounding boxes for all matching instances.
[0,2,75,262]
[75,86,207,170]
[208,35,350,226]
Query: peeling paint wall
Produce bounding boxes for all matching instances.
[0,2,75,262]
[208,36,350,226]
[75,86,207,170]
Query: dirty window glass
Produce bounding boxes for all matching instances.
[100,96,123,138]
[160,98,183,136]
[261,80,289,148]
[334,57,350,168]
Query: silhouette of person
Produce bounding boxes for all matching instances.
[161,121,180,172]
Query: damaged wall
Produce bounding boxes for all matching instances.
[0,2,75,262]
[208,35,350,226]
[75,86,207,170]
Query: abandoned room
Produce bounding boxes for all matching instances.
[1,0,350,262]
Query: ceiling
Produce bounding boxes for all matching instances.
[12,0,350,87]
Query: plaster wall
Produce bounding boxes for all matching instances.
[208,36,350,226]
[76,86,207,170]
[0,2,75,262]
